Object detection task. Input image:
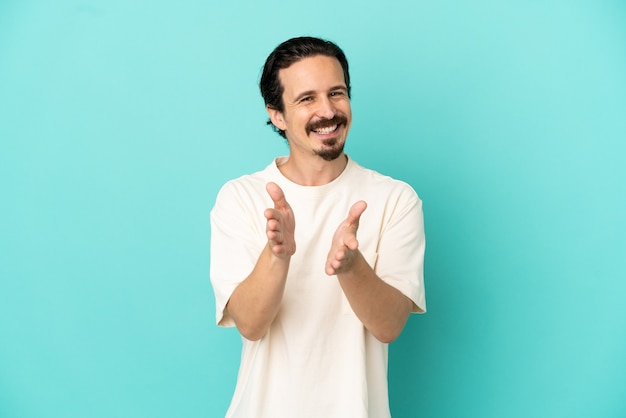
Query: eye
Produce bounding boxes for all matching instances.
[330,90,346,98]
[299,96,313,103]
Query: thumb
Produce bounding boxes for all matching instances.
[347,201,367,227]
[266,182,289,209]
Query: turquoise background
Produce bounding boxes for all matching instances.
[1,1,625,417]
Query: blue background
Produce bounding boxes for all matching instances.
[1,1,625,417]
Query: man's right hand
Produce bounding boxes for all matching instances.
[264,182,296,258]
[225,182,294,341]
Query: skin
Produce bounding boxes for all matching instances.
[226,55,413,343]
[267,55,351,186]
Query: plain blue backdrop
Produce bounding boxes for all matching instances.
[1,1,625,417]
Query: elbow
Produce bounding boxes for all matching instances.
[227,304,271,341]
[373,328,402,344]
[371,312,410,343]
[373,296,413,343]
[236,322,269,341]
[240,330,265,342]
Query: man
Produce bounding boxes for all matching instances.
[210,36,426,418]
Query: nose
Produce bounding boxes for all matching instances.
[315,96,336,119]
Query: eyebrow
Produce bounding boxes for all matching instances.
[292,85,348,103]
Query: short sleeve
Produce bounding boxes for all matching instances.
[375,186,426,313]
[210,182,266,327]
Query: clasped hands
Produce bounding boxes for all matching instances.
[264,182,367,276]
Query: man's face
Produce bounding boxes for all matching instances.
[268,55,352,162]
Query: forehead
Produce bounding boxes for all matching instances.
[278,55,346,98]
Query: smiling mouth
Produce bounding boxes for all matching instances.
[312,124,339,135]
[306,115,348,136]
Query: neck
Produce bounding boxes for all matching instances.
[278,153,348,186]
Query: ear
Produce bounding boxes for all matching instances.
[266,105,287,131]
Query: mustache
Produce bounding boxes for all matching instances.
[306,114,348,133]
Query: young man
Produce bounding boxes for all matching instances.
[210,36,426,418]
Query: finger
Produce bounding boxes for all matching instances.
[346,201,367,227]
[266,182,290,210]
[266,218,279,232]
[264,208,277,221]
[325,251,340,275]
[267,230,282,243]
[326,255,345,276]
[334,248,345,262]
[344,236,359,251]
[332,258,343,270]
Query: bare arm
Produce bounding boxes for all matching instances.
[227,182,295,341]
[325,201,413,343]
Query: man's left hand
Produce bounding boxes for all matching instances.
[325,201,367,275]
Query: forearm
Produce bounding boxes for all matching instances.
[337,251,413,343]
[227,243,290,341]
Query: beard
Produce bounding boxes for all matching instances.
[307,114,348,161]
[315,138,345,161]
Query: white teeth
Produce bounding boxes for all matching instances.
[314,125,338,134]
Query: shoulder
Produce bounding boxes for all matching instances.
[348,160,421,202]
[212,165,277,219]
[215,161,276,202]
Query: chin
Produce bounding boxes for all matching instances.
[316,144,345,161]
